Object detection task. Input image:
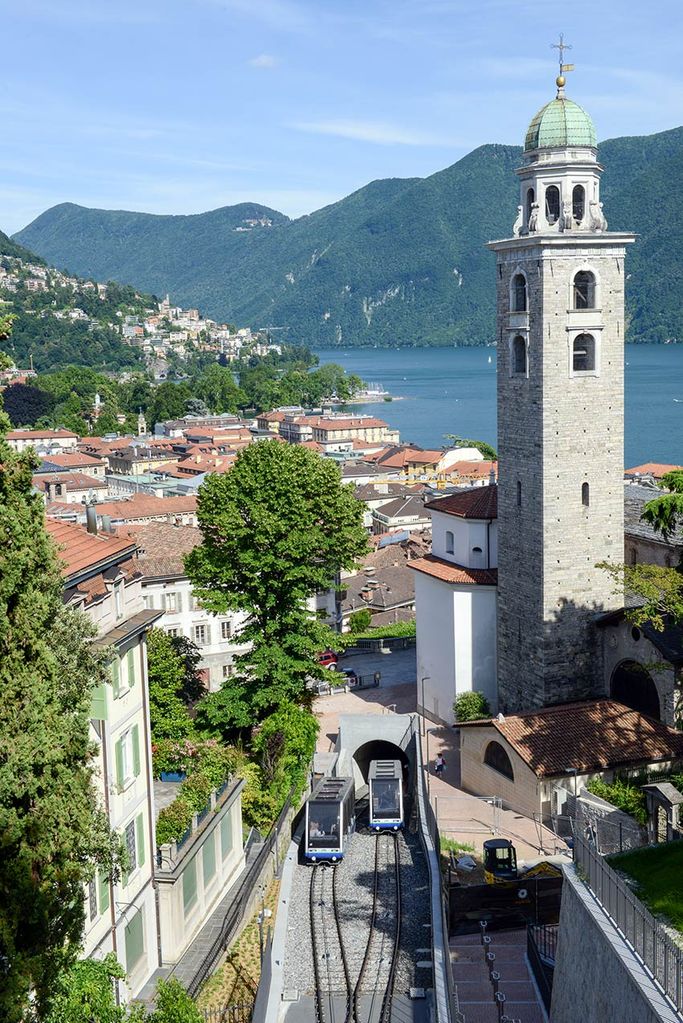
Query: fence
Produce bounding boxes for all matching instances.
[187,791,294,999]
[202,1006,253,1023]
[526,924,558,1014]
[574,832,683,1012]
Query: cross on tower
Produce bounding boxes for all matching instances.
[551,33,573,71]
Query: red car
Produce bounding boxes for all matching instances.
[317,649,338,669]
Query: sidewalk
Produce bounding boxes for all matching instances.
[423,725,567,861]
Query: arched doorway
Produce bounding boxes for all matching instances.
[610,660,660,720]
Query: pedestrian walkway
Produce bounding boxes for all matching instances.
[450,929,546,1023]
[423,725,567,861]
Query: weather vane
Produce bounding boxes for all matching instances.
[551,33,575,93]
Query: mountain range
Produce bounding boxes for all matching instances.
[14,125,683,347]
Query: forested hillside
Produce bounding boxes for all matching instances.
[15,126,683,346]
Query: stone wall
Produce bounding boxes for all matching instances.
[551,865,679,1023]
[493,235,633,712]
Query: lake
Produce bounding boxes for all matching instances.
[315,346,683,467]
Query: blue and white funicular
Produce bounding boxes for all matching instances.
[368,759,404,831]
[304,776,356,862]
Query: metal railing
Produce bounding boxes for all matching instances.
[526,924,557,1014]
[186,791,294,998]
[202,1005,253,1023]
[574,832,683,1011]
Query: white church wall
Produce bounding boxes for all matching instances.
[415,572,457,724]
[430,510,497,569]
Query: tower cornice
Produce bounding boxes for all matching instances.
[487,233,636,253]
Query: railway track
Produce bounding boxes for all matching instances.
[309,833,402,1023]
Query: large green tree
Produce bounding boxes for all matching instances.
[147,629,203,742]
[640,469,683,546]
[0,409,117,1021]
[186,441,368,730]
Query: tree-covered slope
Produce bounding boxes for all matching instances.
[15,126,683,345]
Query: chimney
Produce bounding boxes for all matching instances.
[489,465,496,486]
[101,514,112,533]
[85,503,98,535]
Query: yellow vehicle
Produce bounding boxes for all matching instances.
[483,839,518,884]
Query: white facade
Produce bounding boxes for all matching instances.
[141,576,251,691]
[413,492,498,724]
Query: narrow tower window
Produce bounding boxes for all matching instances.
[582,482,590,507]
[512,273,527,312]
[517,481,522,507]
[512,335,527,375]
[573,271,596,309]
[526,187,535,224]
[445,530,454,554]
[572,185,586,223]
[573,333,596,372]
[545,185,560,224]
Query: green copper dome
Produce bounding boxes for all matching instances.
[524,96,597,152]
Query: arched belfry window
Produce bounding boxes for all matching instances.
[545,185,560,224]
[484,741,514,781]
[573,333,596,372]
[446,530,454,554]
[512,335,527,375]
[526,187,535,224]
[573,271,596,310]
[512,273,527,312]
[572,185,585,223]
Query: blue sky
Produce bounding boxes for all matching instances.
[2,0,683,233]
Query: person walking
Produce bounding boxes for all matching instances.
[434,753,446,777]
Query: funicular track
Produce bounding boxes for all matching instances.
[309,833,403,1023]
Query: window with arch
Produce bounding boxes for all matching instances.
[526,187,535,224]
[512,334,527,375]
[512,273,527,312]
[573,271,596,310]
[545,185,560,224]
[582,482,590,507]
[572,184,585,222]
[484,741,514,781]
[573,333,596,372]
[445,530,454,555]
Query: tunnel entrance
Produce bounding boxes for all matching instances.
[352,739,410,787]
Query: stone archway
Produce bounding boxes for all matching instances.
[610,659,660,720]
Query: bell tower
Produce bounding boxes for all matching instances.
[490,52,635,712]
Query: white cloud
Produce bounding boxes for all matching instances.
[248,53,278,68]
[289,118,461,147]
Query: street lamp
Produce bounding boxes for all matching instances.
[426,727,439,798]
[420,676,431,736]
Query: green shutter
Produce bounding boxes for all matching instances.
[111,658,121,699]
[127,647,136,687]
[203,834,216,883]
[90,683,108,721]
[183,858,198,916]
[132,725,141,777]
[115,739,124,789]
[220,812,233,860]
[136,814,145,868]
[98,870,110,914]
[124,909,144,973]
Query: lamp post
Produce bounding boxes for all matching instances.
[420,676,431,737]
[426,727,438,798]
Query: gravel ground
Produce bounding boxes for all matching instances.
[283,797,431,1012]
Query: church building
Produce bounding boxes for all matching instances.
[491,68,635,713]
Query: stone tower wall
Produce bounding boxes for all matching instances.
[495,237,630,711]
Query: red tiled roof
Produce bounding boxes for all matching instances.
[94,494,197,520]
[450,460,498,478]
[46,518,136,579]
[42,452,104,468]
[7,428,79,440]
[126,521,201,576]
[625,463,683,479]
[425,485,497,520]
[33,471,108,492]
[460,699,683,776]
[315,417,388,432]
[408,554,497,586]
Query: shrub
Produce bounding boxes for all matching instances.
[454,691,491,722]
[149,977,203,1023]
[586,778,648,825]
[348,609,372,633]
[154,742,236,845]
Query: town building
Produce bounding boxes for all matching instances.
[411,487,498,723]
[127,521,250,690]
[491,73,635,712]
[5,427,79,453]
[46,516,162,1001]
[39,451,107,478]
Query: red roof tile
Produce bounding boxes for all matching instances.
[408,554,497,586]
[94,494,197,520]
[46,518,136,579]
[460,699,683,776]
[42,452,104,468]
[7,428,79,440]
[425,485,497,520]
[625,463,683,479]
